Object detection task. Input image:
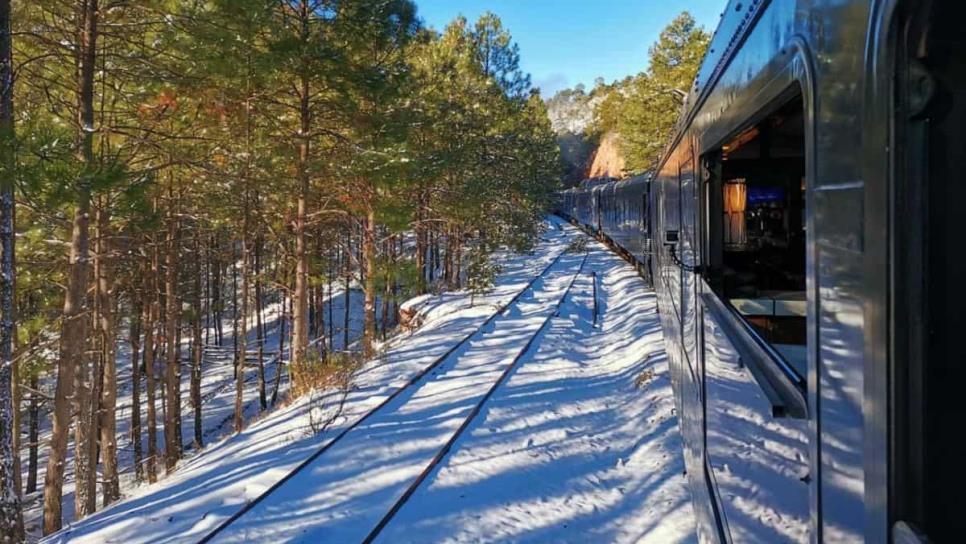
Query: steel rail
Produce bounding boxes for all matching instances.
[362,252,590,543]
[195,246,573,544]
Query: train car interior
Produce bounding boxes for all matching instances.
[703,93,806,378]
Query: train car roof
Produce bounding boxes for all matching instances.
[616,174,650,186]
[562,172,651,195]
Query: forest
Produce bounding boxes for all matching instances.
[0,0,561,539]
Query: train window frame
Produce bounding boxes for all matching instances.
[698,91,809,418]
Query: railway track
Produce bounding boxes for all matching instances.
[196,243,585,543]
[363,252,590,543]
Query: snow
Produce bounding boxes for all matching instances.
[22,283,373,538]
[373,243,695,544]
[210,253,590,543]
[702,315,809,542]
[42,218,695,543]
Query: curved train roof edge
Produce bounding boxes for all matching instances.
[655,0,770,175]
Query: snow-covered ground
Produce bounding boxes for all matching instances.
[376,246,694,544]
[43,218,695,543]
[23,282,376,539]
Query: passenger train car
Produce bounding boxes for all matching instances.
[558,1,963,542]
[560,176,653,279]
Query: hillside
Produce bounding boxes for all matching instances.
[546,86,606,185]
[546,84,628,184]
[587,131,626,179]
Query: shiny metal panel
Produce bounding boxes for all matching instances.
[815,243,865,542]
[703,302,810,542]
[680,153,700,383]
[659,167,683,324]
[859,3,895,539]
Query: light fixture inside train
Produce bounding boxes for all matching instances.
[723,179,748,248]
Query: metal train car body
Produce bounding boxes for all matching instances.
[560,176,652,269]
[559,1,963,542]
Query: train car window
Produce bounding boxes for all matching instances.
[704,95,807,382]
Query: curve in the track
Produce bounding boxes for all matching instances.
[196,243,575,544]
[363,252,589,543]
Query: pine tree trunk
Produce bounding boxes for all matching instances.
[309,286,315,340]
[279,289,287,367]
[25,372,38,495]
[0,0,20,532]
[231,255,237,367]
[174,324,182,452]
[416,226,425,292]
[415,193,428,294]
[381,237,392,340]
[130,299,143,482]
[454,227,463,289]
[393,235,401,324]
[96,203,120,506]
[254,238,265,411]
[234,214,249,433]
[45,1,97,532]
[316,285,325,353]
[9,315,17,503]
[392,236,400,327]
[382,279,390,340]
[9,320,16,507]
[163,184,180,472]
[159,370,166,449]
[204,238,210,348]
[431,228,439,284]
[212,233,223,346]
[144,244,159,483]
[442,227,451,287]
[326,264,333,350]
[428,228,434,284]
[362,209,376,356]
[84,272,100,515]
[342,257,350,351]
[191,230,203,450]
[271,291,286,407]
[291,73,310,391]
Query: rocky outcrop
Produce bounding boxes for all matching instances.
[587,131,625,178]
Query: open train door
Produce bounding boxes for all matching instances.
[867,0,966,540]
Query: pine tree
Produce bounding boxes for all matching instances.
[618,12,709,173]
[0,0,21,538]
[2,4,568,537]
[466,244,499,307]
[38,0,99,529]
[260,0,343,387]
[184,0,276,434]
[336,0,418,356]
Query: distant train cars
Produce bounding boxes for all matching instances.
[558,175,652,278]
[557,0,964,542]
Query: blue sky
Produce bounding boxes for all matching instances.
[415,0,728,97]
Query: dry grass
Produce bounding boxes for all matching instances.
[635,368,655,389]
[288,350,365,435]
[567,236,589,253]
[290,350,361,399]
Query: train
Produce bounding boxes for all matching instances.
[557,0,963,542]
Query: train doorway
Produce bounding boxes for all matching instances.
[890,0,966,539]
